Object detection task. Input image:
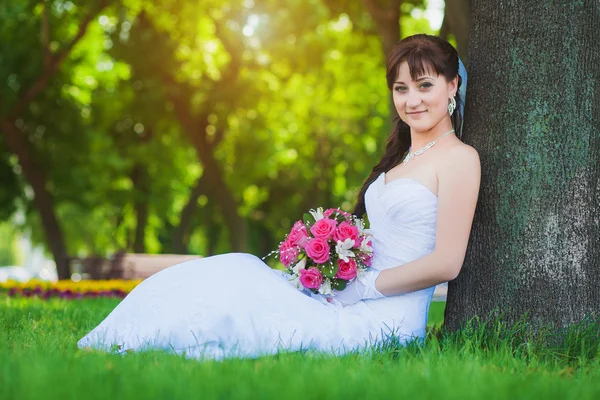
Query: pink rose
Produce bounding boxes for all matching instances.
[323,208,336,218]
[279,239,299,267]
[309,218,337,239]
[299,267,323,289]
[335,258,358,280]
[333,221,360,246]
[304,237,330,264]
[287,220,310,248]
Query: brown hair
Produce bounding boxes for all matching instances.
[352,34,464,217]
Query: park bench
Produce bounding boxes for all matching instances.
[120,253,203,279]
[68,252,202,280]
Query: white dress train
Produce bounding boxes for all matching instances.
[78,172,438,359]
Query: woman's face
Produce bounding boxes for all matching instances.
[392,60,457,133]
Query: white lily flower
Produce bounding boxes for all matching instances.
[335,238,356,262]
[359,234,373,253]
[309,207,324,221]
[291,258,306,275]
[318,279,333,296]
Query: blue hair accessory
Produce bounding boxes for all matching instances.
[457,57,467,138]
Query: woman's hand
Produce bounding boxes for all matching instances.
[328,269,385,306]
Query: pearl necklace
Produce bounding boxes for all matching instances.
[402,129,455,165]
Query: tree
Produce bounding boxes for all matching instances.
[110,1,394,256]
[1,0,447,267]
[444,0,600,333]
[0,0,109,279]
[439,0,470,64]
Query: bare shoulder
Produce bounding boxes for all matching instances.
[435,142,481,196]
[445,142,480,164]
[438,142,481,176]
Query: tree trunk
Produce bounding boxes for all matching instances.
[0,120,70,279]
[361,0,402,119]
[169,107,248,252]
[444,0,600,332]
[440,0,471,64]
[360,0,402,57]
[148,12,248,253]
[129,129,154,254]
[196,138,247,254]
[171,120,227,254]
[131,165,149,254]
[206,208,221,257]
[171,174,207,254]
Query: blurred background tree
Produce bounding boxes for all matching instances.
[0,0,465,279]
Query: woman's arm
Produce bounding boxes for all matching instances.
[375,144,481,296]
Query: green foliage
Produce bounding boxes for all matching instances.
[0,223,22,266]
[0,145,21,222]
[330,277,347,290]
[302,213,313,226]
[321,261,338,278]
[0,0,442,259]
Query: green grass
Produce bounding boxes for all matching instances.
[1,296,600,400]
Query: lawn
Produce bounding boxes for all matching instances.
[1,296,599,399]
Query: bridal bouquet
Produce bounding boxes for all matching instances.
[273,207,374,296]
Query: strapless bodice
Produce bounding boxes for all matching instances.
[366,172,438,271]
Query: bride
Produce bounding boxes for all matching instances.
[78,34,481,360]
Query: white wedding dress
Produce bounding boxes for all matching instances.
[78,172,438,359]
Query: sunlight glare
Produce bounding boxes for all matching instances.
[330,13,351,32]
[204,40,219,53]
[424,0,444,30]
[243,14,261,37]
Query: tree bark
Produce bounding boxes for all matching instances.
[444,0,600,332]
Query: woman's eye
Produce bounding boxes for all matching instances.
[394,86,407,92]
[419,82,433,89]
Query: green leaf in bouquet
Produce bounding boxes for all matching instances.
[362,214,370,228]
[330,209,345,223]
[303,213,313,226]
[321,262,338,278]
[331,278,347,291]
